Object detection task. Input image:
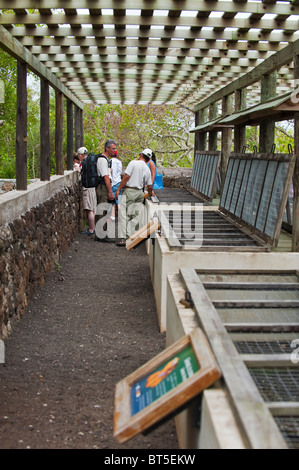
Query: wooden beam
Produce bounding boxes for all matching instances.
[208,102,218,152]
[16,61,27,191]
[55,91,64,176]
[221,93,234,192]
[259,72,277,153]
[1,1,297,17]
[194,39,299,112]
[67,99,74,171]
[40,78,50,181]
[0,25,83,109]
[234,89,246,153]
[74,106,83,151]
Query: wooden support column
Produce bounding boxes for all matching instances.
[221,94,233,192]
[67,99,73,171]
[259,72,277,153]
[16,61,27,190]
[208,102,218,151]
[55,91,64,175]
[194,111,200,153]
[234,89,246,153]
[198,107,208,151]
[292,55,299,252]
[75,105,83,151]
[40,78,50,181]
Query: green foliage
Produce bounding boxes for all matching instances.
[83,103,195,167]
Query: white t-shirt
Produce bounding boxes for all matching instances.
[111,158,122,186]
[125,160,152,189]
[97,155,110,178]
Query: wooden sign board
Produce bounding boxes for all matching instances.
[113,328,221,444]
[126,217,160,250]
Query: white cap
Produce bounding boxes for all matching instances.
[77,146,88,155]
[141,148,152,158]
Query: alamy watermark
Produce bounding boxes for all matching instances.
[291,339,299,364]
[94,201,203,246]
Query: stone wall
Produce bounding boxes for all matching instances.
[159,167,193,189]
[0,178,82,338]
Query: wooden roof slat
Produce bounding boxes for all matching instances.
[0,2,298,105]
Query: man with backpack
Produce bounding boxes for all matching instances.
[77,147,96,236]
[95,139,117,242]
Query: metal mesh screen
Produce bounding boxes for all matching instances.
[234,340,293,354]
[191,152,220,201]
[220,154,293,244]
[249,368,299,402]
[274,416,299,449]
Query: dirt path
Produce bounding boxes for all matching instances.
[0,232,178,449]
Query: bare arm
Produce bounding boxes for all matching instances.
[115,174,130,199]
[104,174,114,200]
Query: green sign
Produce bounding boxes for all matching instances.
[131,345,200,416]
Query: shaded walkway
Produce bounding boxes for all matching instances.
[0,233,178,449]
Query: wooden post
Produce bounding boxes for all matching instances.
[198,107,208,151]
[234,89,246,153]
[74,105,83,151]
[221,94,233,192]
[259,72,277,153]
[55,90,64,175]
[208,102,218,151]
[40,78,50,181]
[67,99,73,170]
[16,61,27,190]
[292,55,299,252]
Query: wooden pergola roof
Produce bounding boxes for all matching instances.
[0,1,299,107]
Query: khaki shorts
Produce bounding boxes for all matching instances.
[82,187,97,211]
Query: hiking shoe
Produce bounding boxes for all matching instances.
[116,239,126,246]
[82,229,95,236]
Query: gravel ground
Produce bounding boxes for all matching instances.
[0,230,178,450]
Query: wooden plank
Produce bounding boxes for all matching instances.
[241,354,295,367]
[194,39,299,111]
[179,267,288,449]
[113,328,221,444]
[0,25,83,109]
[40,78,50,181]
[126,218,160,250]
[55,90,64,175]
[16,61,27,190]
[66,99,74,171]
[268,403,299,416]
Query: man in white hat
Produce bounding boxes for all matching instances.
[77,147,97,236]
[115,149,153,246]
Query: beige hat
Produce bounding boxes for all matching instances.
[141,148,152,158]
[77,146,88,155]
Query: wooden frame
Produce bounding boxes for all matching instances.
[179,267,299,448]
[220,152,295,247]
[113,328,221,443]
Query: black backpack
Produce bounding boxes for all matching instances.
[81,153,111,188]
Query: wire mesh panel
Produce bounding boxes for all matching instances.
[191,151,221,202]
[220,153,295,247]
[184,268,299,448]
